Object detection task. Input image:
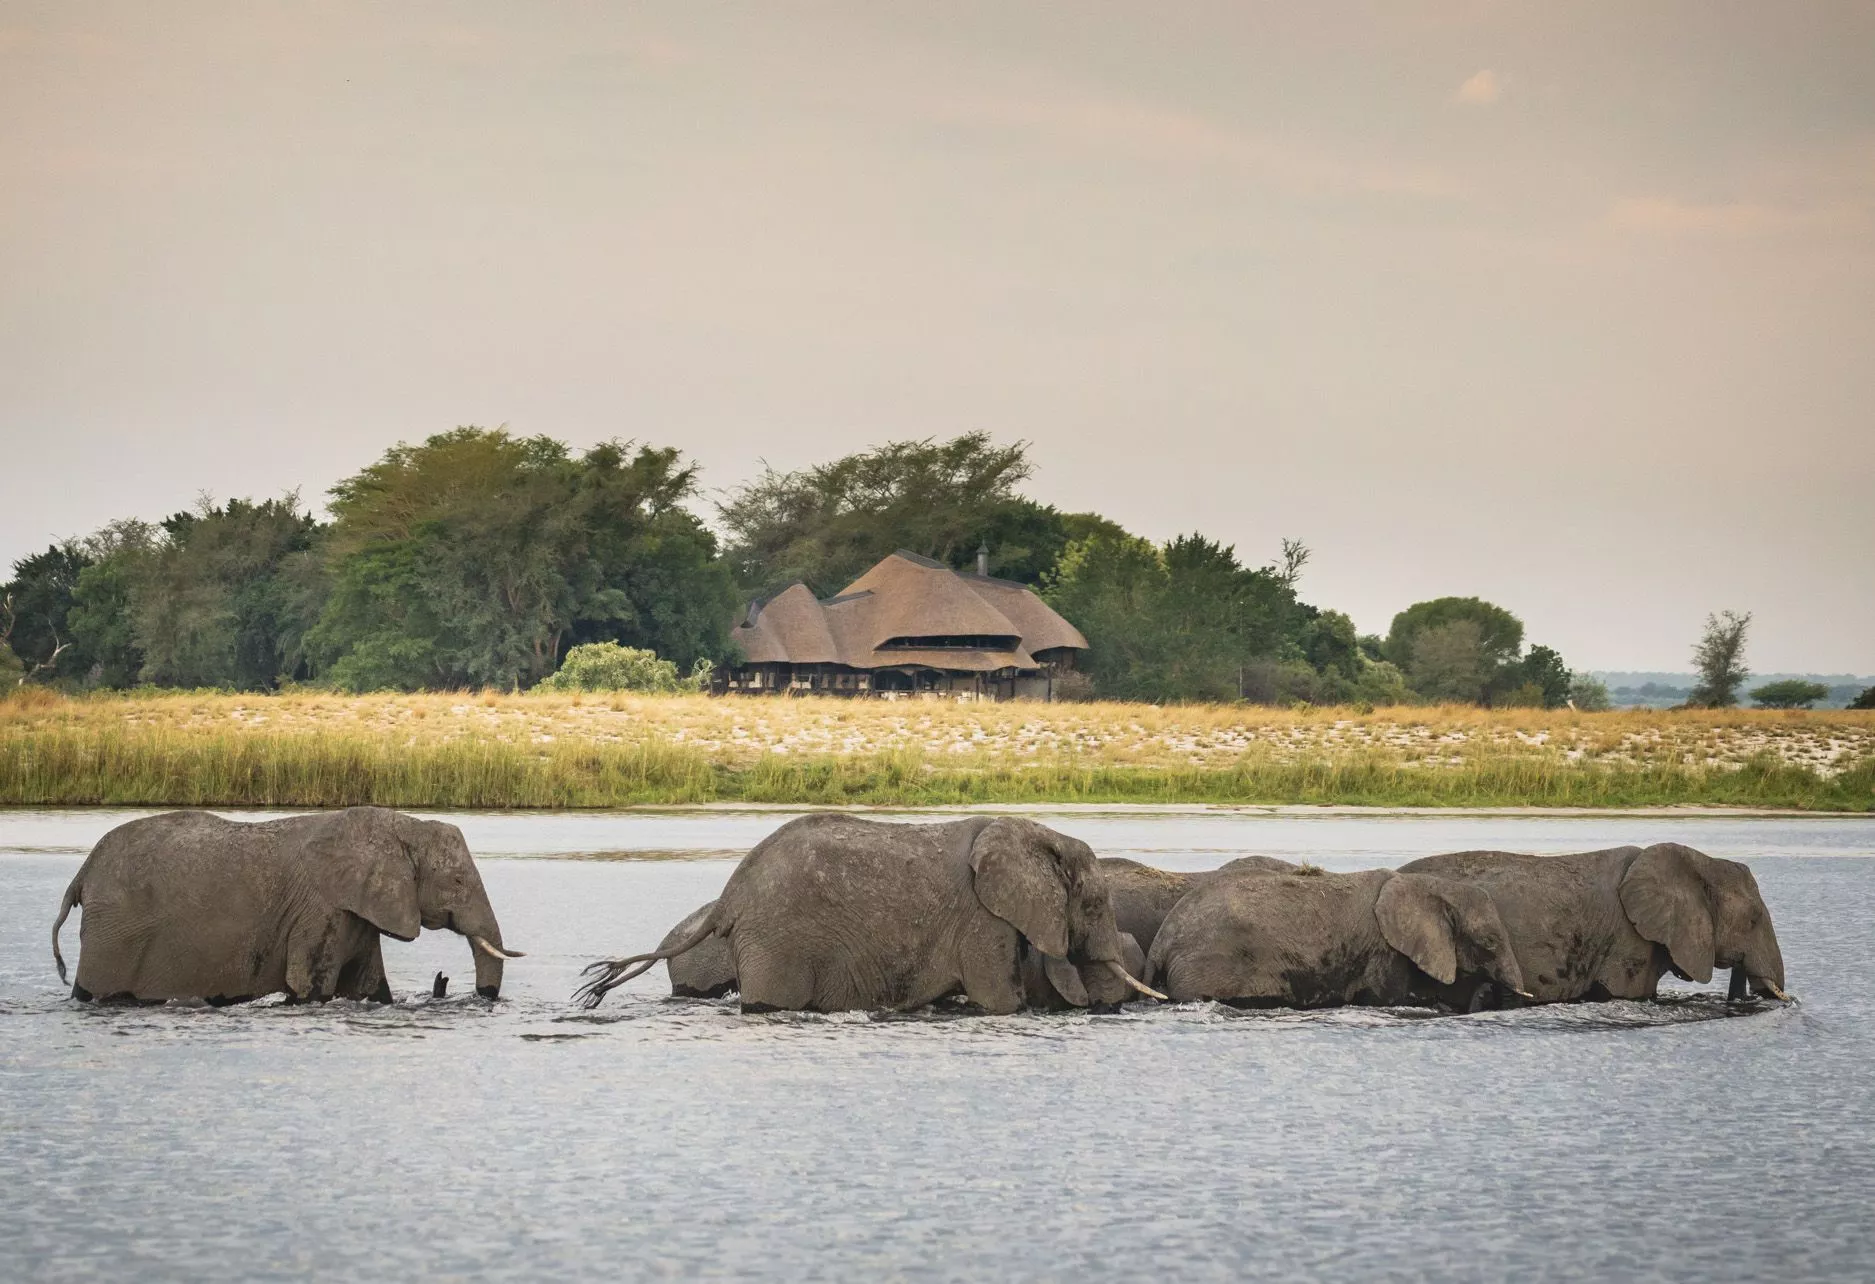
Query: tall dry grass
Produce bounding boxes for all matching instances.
[3,688,1871,809]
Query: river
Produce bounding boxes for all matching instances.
[3,807,1871,1281]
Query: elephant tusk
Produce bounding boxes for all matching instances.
[1514,989,1536,1001]
[1758,980,1791,1002]
[1105,959,1168,1002]
[471,935,525,960]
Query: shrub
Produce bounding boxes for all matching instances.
[1568,675,1612,711]
[535,642,706,693]
[1351,660,1411,707]
[1851,686,1875,711]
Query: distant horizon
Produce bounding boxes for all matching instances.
[4,4,1870,671]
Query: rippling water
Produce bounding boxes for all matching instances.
[4,808,1872,1281]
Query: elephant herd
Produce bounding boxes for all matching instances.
[51,807,1790,1016]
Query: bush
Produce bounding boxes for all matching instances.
[1351,660,1412,707]
[1500,681,1548,709]
[1749,679,1829,710]
[1239,659,1328,705]
[534,643,707,694]
[1568,675,1612,711]
[1851,686,1875,711]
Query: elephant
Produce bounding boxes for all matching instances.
[660,900,737,999]
[1021,931,1149,1011]
[1145,867,1528,1010]
[576,813,1164,1014]
[656,897,1147,1013]
[1399,844,1788,1005]
[1100,855,1297,955]
[51,807,521,1004]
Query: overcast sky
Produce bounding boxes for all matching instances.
[3,2,1871,671]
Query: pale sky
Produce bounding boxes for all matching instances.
[3,2,1871,671]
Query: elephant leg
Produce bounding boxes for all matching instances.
[956,917,1024,1015]
[71,982,93,1002]
[335,937,393,1003]
[284,915,349,1003]
[734,937,819,1014]
[1728,966,1750,1002]
[1466,982,1498,1014]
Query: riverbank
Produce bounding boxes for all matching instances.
[3,690,1871,810]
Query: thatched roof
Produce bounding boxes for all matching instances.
[732,551,1088,673]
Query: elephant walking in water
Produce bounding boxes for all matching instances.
[1399,843,1788,1004]
[53,807,521,1004]
[577,814,1163,1014]
[654,896,1147,1012]
[1100,855,1296,956]
[1146,867,1529,1010]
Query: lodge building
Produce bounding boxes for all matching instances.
[718,550,1087,701]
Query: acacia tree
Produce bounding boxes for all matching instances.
[1689,610,1752,708]
[1748,679,1827,710]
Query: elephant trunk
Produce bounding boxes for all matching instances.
[452,892,515,1000]
[1742,925,1787,1000]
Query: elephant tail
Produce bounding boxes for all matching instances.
[52,876,81,984]
[574,908,722,1009]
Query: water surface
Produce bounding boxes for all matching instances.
[4,808,1872,1280]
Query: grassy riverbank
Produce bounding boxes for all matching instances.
[3,690,1872,810]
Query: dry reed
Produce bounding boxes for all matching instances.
[3,689,1871,809]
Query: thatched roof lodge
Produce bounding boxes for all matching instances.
[720,550,1088,700]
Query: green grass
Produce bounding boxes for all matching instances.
[4,725,1871,810]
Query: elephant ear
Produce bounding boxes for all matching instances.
[1620,844,1715,984]
[1428,877,1526,994]
[1375,874,1459,985]
[969,819,1070,958]
[1041,954,1090,1006]
[308,807,420,942]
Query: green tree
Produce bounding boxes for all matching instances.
[1849,686,1875,710]
[1043,533,1313,703]
[1299,609,1361,680]
[717,433,1102,594]
[310,428,734,690]
[1749,679,1828,710]
[1,542,93,683]
[131,496,322,689]
[1689,610,1751,708]
[1406,619,1492,703]
[1384,597,1525,672]
[66,519,158,687]
[1519,645,1573,709]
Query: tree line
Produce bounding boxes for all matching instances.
[0,427,1640,707]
